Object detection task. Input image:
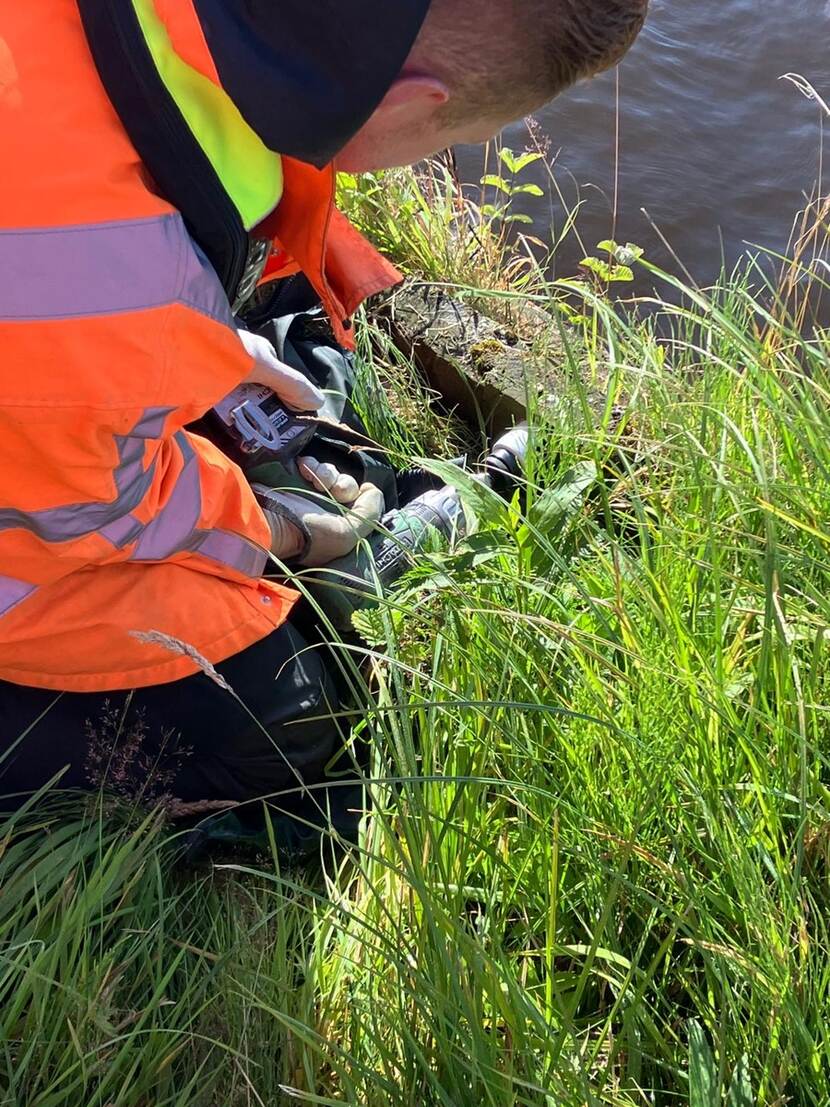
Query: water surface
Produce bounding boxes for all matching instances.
[458,0,830,285]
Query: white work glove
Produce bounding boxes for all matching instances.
[237,329,325,413]
[253,457,385,567]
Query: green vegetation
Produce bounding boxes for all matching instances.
[1,158,829,1105]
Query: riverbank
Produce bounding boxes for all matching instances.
[1,161,828,1106]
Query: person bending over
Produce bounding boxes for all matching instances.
[0,0,647,823]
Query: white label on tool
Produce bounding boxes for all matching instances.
[214,383,272,427]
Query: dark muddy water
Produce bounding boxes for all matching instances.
[458,0,830,286]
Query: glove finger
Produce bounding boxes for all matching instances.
[313,462,342,492]
[299,457,360,504]
[259,360,325,413]
[331,473,361,504]
[298,457,340,494]
[346,484,385,538]
[239,332,325,412]
[297,456,320,486]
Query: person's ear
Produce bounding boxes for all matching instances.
[374,74,450,117]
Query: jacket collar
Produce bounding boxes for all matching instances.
[257,159,402,349]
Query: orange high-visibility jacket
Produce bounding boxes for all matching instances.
[0,0,421,692]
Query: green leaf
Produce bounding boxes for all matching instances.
[503,213,534,225]
[580,256,634,283]
[519,462,597,574]
[415,459,511,530]
[498,147,519,173]
[481,174,512,195]
[511,151,545,172]
[689,1020,718,1107]
[527,462,597,535]
[610,265,634,282]
[447,532,512,572]
[581,256,614,280]
[512,183,545,197]
[558,277,592,295]
[555,301,591,326]
[727,1054,754,1107]
[350,605,388,646]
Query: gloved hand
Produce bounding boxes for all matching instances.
[237,329,325,413]
[253,457,385,567]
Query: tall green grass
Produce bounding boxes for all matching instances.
[1,166,828,1105]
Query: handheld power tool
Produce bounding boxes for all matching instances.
[209,382,318,471]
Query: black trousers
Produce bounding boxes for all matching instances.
[0,620,345,815]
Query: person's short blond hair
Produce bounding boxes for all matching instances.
[412,0,649,125]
